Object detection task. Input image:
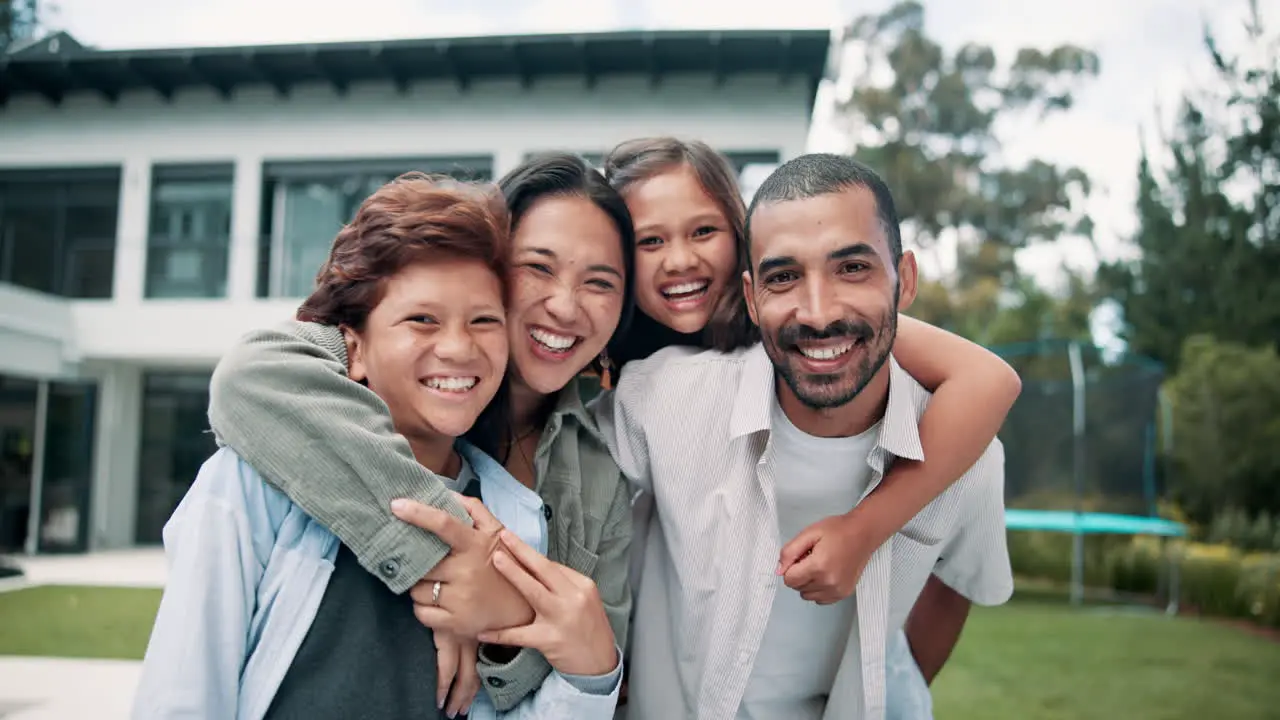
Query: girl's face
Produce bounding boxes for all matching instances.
[624,163,738,334]
[344,257,508,451]
[507,194,627,396]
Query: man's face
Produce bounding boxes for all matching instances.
[744,186,917,410]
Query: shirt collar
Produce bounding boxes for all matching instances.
[729,345,926,465]
[540,375,603,445]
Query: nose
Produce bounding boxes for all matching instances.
[660,239,698,274]
[433,321,476,362]
[794,276,842,331]
[543,281,580,325]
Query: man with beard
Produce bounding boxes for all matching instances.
[597,154,1012,720]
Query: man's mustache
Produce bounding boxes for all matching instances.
[776,319,873,348]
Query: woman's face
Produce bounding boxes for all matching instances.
[624,163,738,334]
[507,194,626,396]
[345,257,508,449]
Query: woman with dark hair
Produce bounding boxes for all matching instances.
[134,171,625,719]
[200,154,638,718]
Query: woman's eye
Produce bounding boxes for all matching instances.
[525,263,552,274]
[407,315,436,324]
[587,279,617,291]
[473,316,503,325]
[637,236,663,247]
[693,225,719,238]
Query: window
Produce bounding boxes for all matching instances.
[134,371,217,544]
[146,165,233,299]
[0,168,120,299]
[721,150,781,176]
[257,156,493,298]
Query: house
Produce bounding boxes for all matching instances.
[0,27,829,553]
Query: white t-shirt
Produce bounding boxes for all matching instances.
[737,400,881,720]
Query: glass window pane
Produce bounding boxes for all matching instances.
[135,371,217,544]
[2,203,58,294]
[38,382,96,552]
[0,171,120,299]
[146,174,232,299]
[261,157,494,298]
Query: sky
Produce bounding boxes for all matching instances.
[39,0,1272,295]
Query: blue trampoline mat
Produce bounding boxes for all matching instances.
[1006,509,1187,537]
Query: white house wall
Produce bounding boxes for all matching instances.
[1,73,811,365]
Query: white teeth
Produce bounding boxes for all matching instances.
[799,343,854,361]
[530,327,576,351]
[661,280,709,297]
[425,376,477,392]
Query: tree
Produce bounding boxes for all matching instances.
[830,1,1101,348]
[0,0,38,52]
[1098,0,1280,371]
[1163,335,1280,525]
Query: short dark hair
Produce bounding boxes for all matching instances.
[745,153,902,273]
[297,172,509,328]
[500,152,637,357]
[603,137,755,352]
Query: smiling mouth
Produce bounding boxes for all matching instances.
[422,376,480,393]
[790,337,865,369]
[659,279,711,305]
[529,326,581,356]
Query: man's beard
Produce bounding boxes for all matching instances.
[763,310,897,411]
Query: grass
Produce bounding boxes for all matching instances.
[933,588,1280,720]
[0,584,1277,719]
[0,585,161,660]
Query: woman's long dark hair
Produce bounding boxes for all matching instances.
[464,153,637,459]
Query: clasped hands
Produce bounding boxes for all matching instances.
[390,495,617,717]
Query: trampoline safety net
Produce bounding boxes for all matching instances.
[992,341,1166,518]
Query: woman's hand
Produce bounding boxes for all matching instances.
[476,529,619,678]
[394,496,536,638]
[434,631,480,719]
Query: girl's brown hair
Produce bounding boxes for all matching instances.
[602,137,759,352]
[297,172,510,329]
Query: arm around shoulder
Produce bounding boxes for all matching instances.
[207,320,470,594]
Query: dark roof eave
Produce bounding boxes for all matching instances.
[0,28,830,107]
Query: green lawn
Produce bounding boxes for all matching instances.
[0,585,161,660]
[0,585,1277,719]
[933,589,1280,720]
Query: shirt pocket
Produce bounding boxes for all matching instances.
[563,536,600,578]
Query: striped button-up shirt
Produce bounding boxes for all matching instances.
[593,344,1013,720]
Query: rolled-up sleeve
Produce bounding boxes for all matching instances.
[932,440,1014,606]
[486,649,622,720]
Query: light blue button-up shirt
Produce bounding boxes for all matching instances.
[133,444,621,720]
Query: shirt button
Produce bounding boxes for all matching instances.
[543,504,553,521]
[379,559,400,578]
[487,677,507,688]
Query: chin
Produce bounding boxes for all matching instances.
[426,411,486,439]
[515,363,579,396]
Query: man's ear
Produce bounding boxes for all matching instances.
[896,250,918,312]
[742,270,760,327]
[342,325,368,382]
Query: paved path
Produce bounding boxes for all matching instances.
[2,550,166,590]
[0,657,141,719]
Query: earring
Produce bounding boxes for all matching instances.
[599,350,614,389]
